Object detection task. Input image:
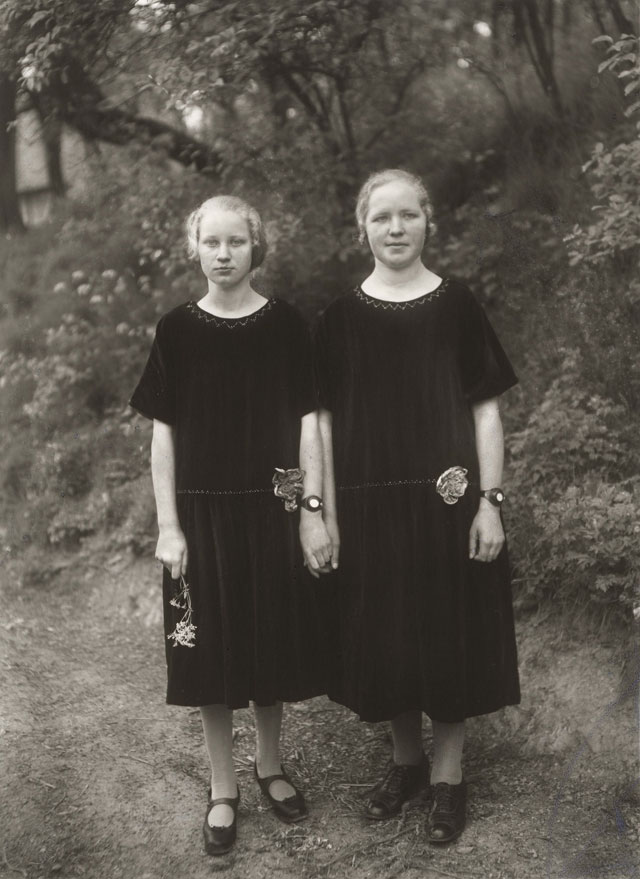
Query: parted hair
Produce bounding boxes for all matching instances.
[355,169,436,245]
[185,195,267,269]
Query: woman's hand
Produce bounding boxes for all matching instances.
[155,524,188,579]
[324,515,340,571]
[300,514,333,579]
[468,503,505,562]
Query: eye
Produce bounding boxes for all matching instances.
[230,238,247,246]
[202,238,219,246]
[371,214,388,223]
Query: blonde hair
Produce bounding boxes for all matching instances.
[185,195,267,269]
[355,169,436,245]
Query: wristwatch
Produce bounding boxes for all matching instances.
[479,488,506,507]
[300,495,324,512]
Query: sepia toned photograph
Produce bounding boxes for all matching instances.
[1,2,639,877]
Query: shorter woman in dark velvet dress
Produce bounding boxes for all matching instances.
[130,196,332,856]
[315,170,520,844]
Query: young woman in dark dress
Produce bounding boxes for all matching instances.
[315,169,520,843]
[130,196,332,856]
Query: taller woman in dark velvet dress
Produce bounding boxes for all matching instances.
[315,169,520,844]
[130,196,332,856]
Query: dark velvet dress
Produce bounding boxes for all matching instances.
[130,298,326,707]
[314,279,521,723]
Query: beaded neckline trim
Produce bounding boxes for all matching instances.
[186,297,275,327]
[355,278,448,310]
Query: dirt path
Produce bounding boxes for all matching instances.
[1,549,638,879]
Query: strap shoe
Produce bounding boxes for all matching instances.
[203,787,240,856]
[254,762,308,823]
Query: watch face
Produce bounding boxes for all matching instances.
[308,497,322,510]
[495,491,504,503]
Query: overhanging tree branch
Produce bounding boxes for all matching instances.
[47,55,223,176]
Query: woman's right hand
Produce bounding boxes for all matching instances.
[155,525,188,579]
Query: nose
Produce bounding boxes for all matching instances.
[389,216,404,236]
[217,243,231,262]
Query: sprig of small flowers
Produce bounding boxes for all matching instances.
[167,575,197,647]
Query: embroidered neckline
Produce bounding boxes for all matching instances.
[186,297,275,327]
[355,278,448,310]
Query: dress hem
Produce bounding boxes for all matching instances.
[325,691,522,724]
[165,688,328,709]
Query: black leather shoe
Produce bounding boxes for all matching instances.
[253,762,308,823]
[365,756,429,820]
[203,787,240,856]
[428,779,467,844]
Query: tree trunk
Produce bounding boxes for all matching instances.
[588,0,609,36]
[41,113,65,196]
[0,73,25,232]
[519,0,565,117]
[512,0,527,45]
[491,0,504,56]
[30,95,66,196]
[603,0,636,34]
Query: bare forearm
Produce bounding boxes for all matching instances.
[299,411,333,573]
[299,411,323,498]
[318,408,337,522]
[151,420,188,577]
[468,398,506,561]
[151,420,180,531]
[472,398,504,512]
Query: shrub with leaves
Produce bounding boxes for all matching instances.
[565,34,640,269]
[508,350,640,619]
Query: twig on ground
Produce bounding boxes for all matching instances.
[27,776,56,789]
[101,745,154,767]
[336,782,374,787]
[1,846,28,878]
[120,752,154,766]
[46,792,67,815]
[321,823,414,867]
[407,860,483,878]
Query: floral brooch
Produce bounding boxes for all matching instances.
[273,467,306,512]
[167,575,196,648]
[436,466,469,505]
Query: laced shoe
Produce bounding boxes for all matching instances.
[427,779,467,844]
[365,755,429,820]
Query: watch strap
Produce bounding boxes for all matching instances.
[480,488,506,507]
[300,495,323,512]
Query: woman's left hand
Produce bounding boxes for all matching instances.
[300,515,333,579]
[468,505,505,562]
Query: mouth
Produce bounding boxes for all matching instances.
[386,242,408,248]
[214,267,233,272]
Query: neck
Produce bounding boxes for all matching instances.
[202,278,258,314]
[370,259,428,289]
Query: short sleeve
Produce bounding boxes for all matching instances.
[279,303,317,417]
[312,309,337,411]
[292,318,318,418]
[129,316,177,425]
[458,287,518,404]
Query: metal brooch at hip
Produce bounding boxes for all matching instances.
[436,466,469,505]
[272,467,306,512]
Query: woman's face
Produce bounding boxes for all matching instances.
[197,208,253,287]
[364,180,427,270]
